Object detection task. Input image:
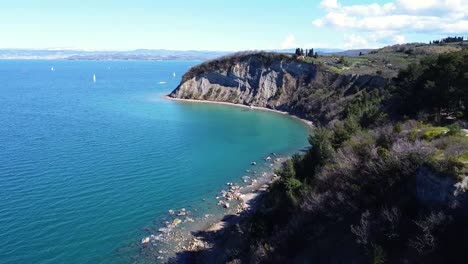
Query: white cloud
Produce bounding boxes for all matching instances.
[320,0,339,10]
[314,0,468,48]
[343,34,370,49]
[392,35,406,44]
[281,34,297,49]
[395,0,466,14]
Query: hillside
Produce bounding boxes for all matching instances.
[169,52,389,124]
[0,49,230,60]
[168,45,468,263]
[169,43,460,125]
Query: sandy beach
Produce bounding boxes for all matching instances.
[165,96,314,129]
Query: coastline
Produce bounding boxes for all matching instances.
[139,155,289,262]
[181,156,288,258]
[165,96,314,129]
[135,96,313,262]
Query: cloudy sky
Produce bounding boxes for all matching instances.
[0,0,467,50]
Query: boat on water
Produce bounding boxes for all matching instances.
[173,72,176,77]
[51,67,55,72]
[93,74,96,83]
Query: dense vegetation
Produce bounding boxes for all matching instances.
[393,50,468,122]
[179,49,468,263]
[430,36,465,45]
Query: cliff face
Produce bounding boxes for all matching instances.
[169,53,389,122]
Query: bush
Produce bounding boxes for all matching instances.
[376,127,395,150]
[377,147,390,159]
[303,127,334,175]
[278,159,295,179]
[408,129,419,142]
[285,177,303,205]
[422,127,448,141]
[446,123,462,136]
[331,121,353,148]
[393,123,402,133]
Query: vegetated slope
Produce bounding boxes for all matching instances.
[169,43,459,124]
[168,47,468,264]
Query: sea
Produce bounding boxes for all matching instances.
[0,60,309,263]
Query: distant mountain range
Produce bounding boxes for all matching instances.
[0,48,372,60]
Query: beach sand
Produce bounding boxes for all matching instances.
[165,96,314,129]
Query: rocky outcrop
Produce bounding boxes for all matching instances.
[169,52,389,122]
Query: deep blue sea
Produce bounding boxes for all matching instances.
[0,60,309,263]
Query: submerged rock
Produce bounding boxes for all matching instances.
[172,218,182,226]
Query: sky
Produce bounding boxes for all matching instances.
[0,0,467,51]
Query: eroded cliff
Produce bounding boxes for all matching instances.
[169,52,389,122]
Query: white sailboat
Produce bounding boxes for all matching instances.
[93,74,96,83]
[51,67,55,72]
[173,72,176,77]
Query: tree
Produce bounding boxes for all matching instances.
[299,127,334,181]
[394,50,468,122]
[295,48,301,56]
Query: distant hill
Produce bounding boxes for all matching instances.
[0,48,367,60]
[0,49,230,60]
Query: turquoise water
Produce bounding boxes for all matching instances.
[0,60,309,263]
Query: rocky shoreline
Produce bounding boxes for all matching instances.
[137,153,288,262]
[131,96,312,262]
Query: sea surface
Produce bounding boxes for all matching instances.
[0,60,309,263]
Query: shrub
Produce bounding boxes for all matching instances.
[422,127,448,141]
[408,129,419,142]
[301,127,334,178]
[331,121,353,149]
[446,123,462,136]
[285,177,303,205]
[393,123,402,133]
[278,159,295,179]
[377,147,390,159]
[376,127,395,150]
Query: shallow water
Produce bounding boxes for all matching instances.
[0,60,309,263]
